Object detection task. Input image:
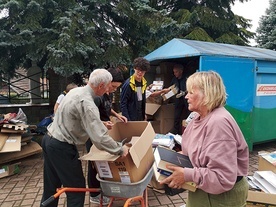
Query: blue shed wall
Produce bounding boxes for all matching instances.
[199,55,255,148]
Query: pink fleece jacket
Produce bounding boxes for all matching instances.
[181,107,249,194]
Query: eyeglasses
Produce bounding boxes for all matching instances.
[135,69,146,74]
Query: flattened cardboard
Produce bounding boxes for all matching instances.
[0,133,8,151]
[0,141,42,165]
[80,121,155,183]
[0,133,21,153]
[1,124,27,134]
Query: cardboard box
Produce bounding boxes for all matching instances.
[80,121,155,183]
[147,95,163,105]
[154,104,175,120]
[146,103,175,134]
[0,162,21,178]
[162,85,178,101]
[146,103,161,118]
[247,190,276,205]
[149,121,161,134]
[258,152,276,173]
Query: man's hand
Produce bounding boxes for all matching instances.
[103,121,114,130]
[121,145,129,157]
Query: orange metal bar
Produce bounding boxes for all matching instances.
[42,186,149,207]
[41,187,101,207]
[123,196,145,207]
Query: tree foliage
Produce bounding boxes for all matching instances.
[256,0,276,50]
[150,0,254,44]
[0,0,254,77]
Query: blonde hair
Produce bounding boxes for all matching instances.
[186,71,227,111]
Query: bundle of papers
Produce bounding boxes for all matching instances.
[247,171,276,194]
[152,133,175,149]
[150,81,164,91]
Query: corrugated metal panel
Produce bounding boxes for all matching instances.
[145,38,276,62]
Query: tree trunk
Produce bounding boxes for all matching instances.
[47,69,73,112]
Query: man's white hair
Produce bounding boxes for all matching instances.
[89,69,113,87]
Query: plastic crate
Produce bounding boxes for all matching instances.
[96,167,153,198]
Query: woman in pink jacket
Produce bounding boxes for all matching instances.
[161,71,249,207]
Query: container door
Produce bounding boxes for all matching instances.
[253,61,276,144]
[200,56,255,149]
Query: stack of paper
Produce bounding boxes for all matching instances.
[150,81,164,91]
[152,134,175,149]
[166,133,182,145]
[249,171,276,194]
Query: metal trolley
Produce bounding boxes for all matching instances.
[41,167,153,207]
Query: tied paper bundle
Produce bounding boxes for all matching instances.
[152,133,175,149]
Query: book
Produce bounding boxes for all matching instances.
[157,168,172,176]
[152,162,197,192]
[154,146,193,174]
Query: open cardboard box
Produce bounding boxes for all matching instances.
[161,85,178,101]
[80,121,155,183]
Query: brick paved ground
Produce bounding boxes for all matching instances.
[0,141,276,207]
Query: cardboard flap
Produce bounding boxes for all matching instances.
[79,145,119,161]
[130,122,155,168]
[146,103,161,115]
